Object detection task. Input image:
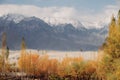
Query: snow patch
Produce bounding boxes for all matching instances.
[41,17,85,28]
[2,14,25,23]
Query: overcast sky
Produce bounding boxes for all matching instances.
[0,0,119,28]
[0,0,116,10]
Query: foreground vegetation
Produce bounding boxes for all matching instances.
[0,10,120,80]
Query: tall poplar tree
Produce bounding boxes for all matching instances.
[21,37,26,52]
[117,10,120,30]
[20,37,27,79]
[1,32,7,74]
[100,10,120,80]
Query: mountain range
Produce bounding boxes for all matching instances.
[0,14,108,51]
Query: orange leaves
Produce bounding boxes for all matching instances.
[30,53,39,65]
[17,51,99,79]
[48,59,58,74]
[99,11,120,79]
[36,54,49,74]
[18,52,58,76]
[72,57,83,63]
[18,52,40,75]
[18,52,85,76]
[84,61,97,74]
[57,56,83,77]
[0,56,3,72]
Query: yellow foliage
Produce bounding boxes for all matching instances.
[57,56,83,77]
[99,10,120,80]
[0,55,3,72]
[48,59,58,74]
[18,52,84,77]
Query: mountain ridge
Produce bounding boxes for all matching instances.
[0,14,107,51]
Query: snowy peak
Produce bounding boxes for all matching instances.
[0,14,106,30]
[1,14,85,29]
[41,17,85,28]
[0,13,107,51]
[2,14,25,23]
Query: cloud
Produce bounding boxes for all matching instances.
[116,0,120,6]
[78,5,119,28]
[0,4,76,18]
[0,4,119,29]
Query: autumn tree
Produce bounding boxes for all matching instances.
[100,10,120,80]
[0,55,3,72]
[19,53,39,75]
[1,32,7,74]
[57,56,84,79]
[117,10,120,29]
[18,37,27,79]
[19,37,26,69]
[2,32,7,56]
[21,37,26,52]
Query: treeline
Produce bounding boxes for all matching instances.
[0,36,100,80]
[18,49,99,80]
[0,10,120,80]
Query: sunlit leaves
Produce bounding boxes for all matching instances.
[100,10,120,80]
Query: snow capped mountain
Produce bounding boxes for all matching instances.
[83,21,108,29]
[2,14,85,29]
[1,14,106,29]
[40,17,85,28]
[2,14,25,23]
[0,14,107,51]
[0,14,108,30]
